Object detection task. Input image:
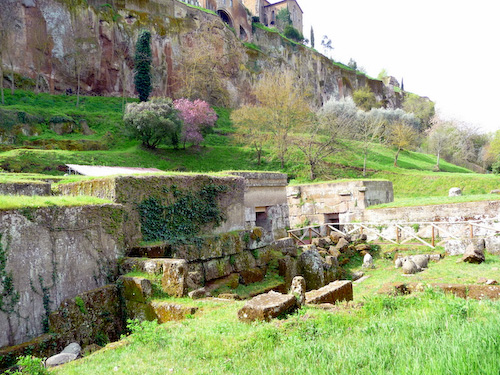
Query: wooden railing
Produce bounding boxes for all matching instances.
[287,220,500,249]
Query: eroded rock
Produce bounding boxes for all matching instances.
[305,280,353,305]
[237,291,297,322]
[290,276,306,307]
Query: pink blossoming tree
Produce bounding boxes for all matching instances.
[174,98,218,147]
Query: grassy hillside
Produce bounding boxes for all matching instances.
[1,90,499,199]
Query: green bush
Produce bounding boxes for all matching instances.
[283,25,304,43]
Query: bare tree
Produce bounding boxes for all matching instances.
[356,111,386,176]
[427,116,454,170]
[62,13,98,107]
[388,121,418,167]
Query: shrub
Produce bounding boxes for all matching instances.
[123,98,182,149]
[173,98,217,147]
[352,86,380,111]
[283,25,304,42]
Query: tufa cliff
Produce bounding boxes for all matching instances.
[2,0,404,108]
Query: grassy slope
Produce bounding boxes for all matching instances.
[1,90,500,201]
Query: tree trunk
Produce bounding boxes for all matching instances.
[436,150,441,170]
[363,149,368,177]
[394,147,401,167]
[309,161,316,180]
[76,69,81,107]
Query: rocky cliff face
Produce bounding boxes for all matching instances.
[4,0,403,107]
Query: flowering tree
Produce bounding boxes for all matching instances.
[174,99,217,147]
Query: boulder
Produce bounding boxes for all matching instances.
[324,255,338,268]
[462,241,485,264]
[329,232,344,244]
[355,243,371,252]
[362,253,374,269]
[298,249,325,291]
[402,259,418,274]
[61,342,81,356]
[334,237,350,252]
[412,254,429,269]
[272,237,298,257]
[46,353,78,367]
[239,267,265,285]
[351,234,367,242]
[449,187,462,196]
[188,288,208,299]
[312,237,330,248]
[237,291,297,322]
[305,280,353,305]
[203,258,233,282]
[395,258,403,268]
[290,276,306,307]
[490,189,500,194]
[150,302,198,323]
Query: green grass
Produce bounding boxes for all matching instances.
[52,285,500,375]
[0,195,112,210]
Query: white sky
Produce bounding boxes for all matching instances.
[300,0,500,133]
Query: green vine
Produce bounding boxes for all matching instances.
[30,275,53,333]
[138,184,228,244]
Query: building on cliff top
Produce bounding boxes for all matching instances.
[193,0,303,38]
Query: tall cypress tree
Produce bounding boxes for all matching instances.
[310,26,315,48]
[134,30,152,102]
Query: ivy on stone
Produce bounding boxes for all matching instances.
[138,184,228,243]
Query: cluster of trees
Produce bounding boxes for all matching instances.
[231,70,435,179]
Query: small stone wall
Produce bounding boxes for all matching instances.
[0,182,51,196]
[58,174,246,246]
[287,180,393,227]
[0,205,126,348]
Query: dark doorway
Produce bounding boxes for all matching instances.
[255,206,272,233]
[217,10,233,28]
[324,213,341,232]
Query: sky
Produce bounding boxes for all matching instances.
[299,0,500,134]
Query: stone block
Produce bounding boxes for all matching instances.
[467,285,500,300]
[172,243,201,262]
[239,267,265,285]
[161,259,188,297]
[232,251,257,272]
[462,240,485,264]
[205,273,240,293]
[485,236,500,255]
[203,257,233,281]
[271,237,298,257]
[290,276,306,306]
[335,238,349,252]
[298,249,325,291]
[305,280,353,305]
[237,291,297,322]
[150,302,198,323]
[278,255,299,288]
[432,283,467,299]
[119,276,153,303]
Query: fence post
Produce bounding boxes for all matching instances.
[431,226,435,247]
[396,226,400,244]
[469,224,474,239]
[309,228,312,243]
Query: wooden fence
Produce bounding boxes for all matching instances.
[287,220,500,249]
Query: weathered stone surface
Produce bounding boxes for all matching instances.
[462,241,485,264]
[271,237,298,257]
[329,232,344,244]
[237,291,297,322]
[203,257,233,282]
[305,280,353,305]
[355,243,371,252]
[362,253,374,269]
[395,258,403,268]
[119,276,153,303]
[378,282,410,296]
[0,182,52,196]
[335,238,350,252]
[278,255,299,288]
[412,254,430,269]
[188,288,208,299]
[445,240,469,256]
[467,285,500,300]
[402,259,418,274]
[449,187,462,196]
[429,254,442,262]
[290,276,306,306]
[0,206,125,348]
[124,300,156,321]
[150,302,198,323]
[485,236,500,255]
[231,251,257,272]
[351,271,364,282]
[298,248,325,291]
[49,285,123,347]
[325,255,339,268]
[432,283,467,298]
[61,342,81,356]
[162,259,188,297]
[239,267,265,285]
[187,271,204,290]
[46,352,78,367]
[312,237,330,248]
[205,273,240,293]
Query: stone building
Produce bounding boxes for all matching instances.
[287,180,394,228]
[196,0,253,39]
[195,0,303,38]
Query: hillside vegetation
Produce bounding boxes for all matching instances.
[1,90,499,200]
